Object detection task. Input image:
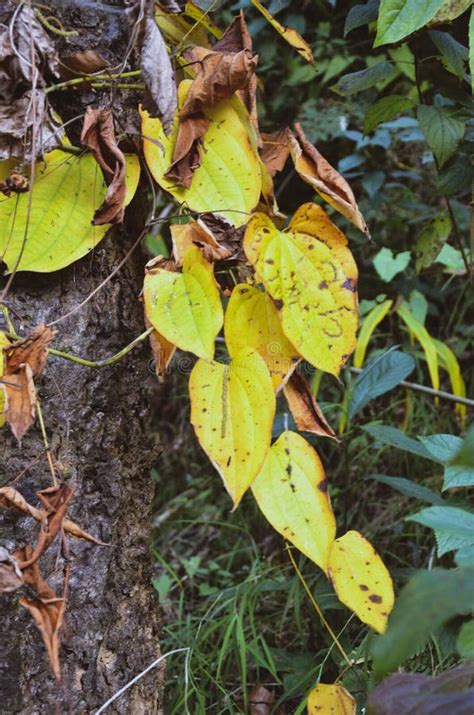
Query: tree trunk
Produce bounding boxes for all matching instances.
[0,221,163,714]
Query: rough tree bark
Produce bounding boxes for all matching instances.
[0,1,163,713]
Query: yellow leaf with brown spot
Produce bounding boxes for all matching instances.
[252,431,336,573]
[249,0,315,65]
[189,348,275,507]
[143,245,223,360]
[328,530,394,633]
[224,284,300,390]
[140,80,261,227]
[243,207,358,376]
[307,683,356,714]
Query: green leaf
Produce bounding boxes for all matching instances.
[456,546,474,567]
[373,247,411,282]
[371,568,474,679]
[417,105,465,168]
[363,95,416,134]
[363,424,434,460]
[430,30,468,79]
[374,0,446,47]
[331,62,394,95]
[349,348,415,418]
[415,213,452,273]
[344,0,380,36]
[407,506,474,556]
[457,620,474,658]
[367,474,445,505]
[435,243,466,272]
[406,289,428,325]
[446,429,474,487]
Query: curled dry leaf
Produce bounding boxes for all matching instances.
[18,485,75,569]
[0,546,23,593]
[249,0,315,65]
[2,324,56,442]
[81,107,127,225]
[171,219,237,265]
[260,128,291,177]
[140,15,177,134]
[145,315,176,384]
[283,372,339,441]
[249,684,274,715]
[289,123,369,236]
[16,545,67,682]
[166,12,258,187]
[0,486,107,546]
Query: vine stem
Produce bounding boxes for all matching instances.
[48,327,153,367]
[286,546,352,667]
[36,399,57,486]
[45,70,142,94]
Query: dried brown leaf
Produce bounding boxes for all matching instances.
[81,107,127,225]
[58,50,109,81]
[19,485,75,568]
[283,372,339,441]
[16,545,67,682]
[145,316,176,384]
[171,220,236,264]
[3,364,36,442]
[164,114,210,188]
[140,16,177,133]
[0,546,23,593]
[5,324,56,376]
[0,89,63,160]
[289,123,369,236]
[249,684,282,715]
[260,128,291,177]
[0,486,107,546]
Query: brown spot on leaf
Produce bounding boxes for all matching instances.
[369,594,382,604]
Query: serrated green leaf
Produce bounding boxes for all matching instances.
[374,0,446,47]
[371,567,474,679]
[430,30,468,79]
[364,95,416,134]
[363,424,435,460]
[415,213,452,273]
[332,62,394,95]
[407,506,474,556]
[417,105,465,168]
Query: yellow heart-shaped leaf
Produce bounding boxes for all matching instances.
[307,683,356,714]
[224,284,300,390]
[144,245,223,360]
[244,203,358,376]
[252,430,336,573]
[189,347,275,507]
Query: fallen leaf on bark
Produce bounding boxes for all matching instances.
[140,15,177,133]
[81,107,127,225]
[3,324,56,441]
[16,545,67,682]
[0,486,107,546]
[288,123,369,236]
[164,114,210,188]
[260,128,291,177]
[0,546,23,593]
[283,373,339,441]
[0,6,62,159]
[18,485,75,569]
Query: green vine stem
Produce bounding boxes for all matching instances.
[45,70,142,94]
